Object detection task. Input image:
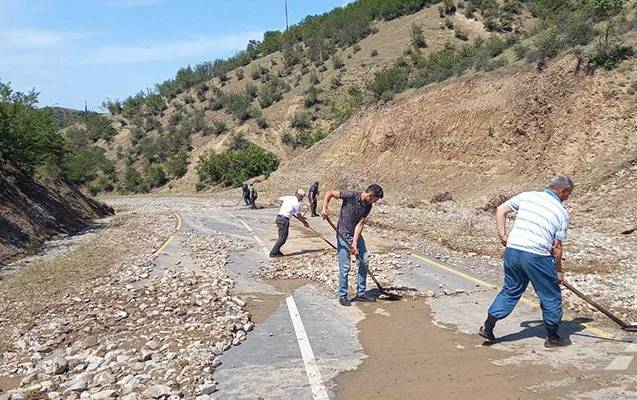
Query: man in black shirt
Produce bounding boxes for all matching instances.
[308,181,319,217]
[241,182,250,206]
[321,184,384,306]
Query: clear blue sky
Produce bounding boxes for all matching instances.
[0,0,350,110]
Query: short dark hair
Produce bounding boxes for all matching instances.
[365,184,384,199]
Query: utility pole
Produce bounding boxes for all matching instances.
[84,100,88,122]
[285,0,289,31]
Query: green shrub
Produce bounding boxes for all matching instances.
[144,164,168,189]
[464,3,476,18]
[258,81,285,108]
[331,75,343,89]
[85,114,117,142]
[197,143,278,187]
[222,92,253,122]
[236,69,245,80]
[332,54,345,69]
[410,23,426,48]
[244,82,258,99]
[366,63,409,100]
[121,167,146,193]
[512,43,530,59]
[163,152,188,179]
[455,27,468,41]
[353,44,362,53]
[445,18,454,29]
[528,26,564,62]
[443,0,456,14]
[256,116,268,128]
[290,111,312,130]
[588,42,634,70]
[208,119,227,135]
[102,98,122,114]
[304,86,321,108]
[183,94,195,104]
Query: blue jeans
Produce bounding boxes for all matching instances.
[488,247,563,333]
[337,234,368,298]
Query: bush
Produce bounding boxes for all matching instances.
[370,49,379,57]
[464,3,476,18]
[244,82,258,99]
[589,42,634,70]
[410,23,426,48]
[304,86,321,108]
[353,44,362,53]
[222,91,253,122]
[290,111,312,130]
[258,81,284,108]
[366,63,409,100]
[165,151,189,178]
[445,17,454,29]
[282,129,328,149]
[443,0,456,14]
[256,116,268,128]
[454,27,468,41]
[144,164,168,189]
[197,143,278,187]
[236,69,244,80]
[85,114,117,142]
[512,43,530,59]
[332,54,345,69]
[208,119,227,135]
[528,26,564,62]
[121,167,146,193]
[331,75,343,89]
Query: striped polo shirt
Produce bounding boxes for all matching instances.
[505,190,569,256]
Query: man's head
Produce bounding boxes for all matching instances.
[296,189,306,201]
[362,184,384,204]
[548,175,574,202]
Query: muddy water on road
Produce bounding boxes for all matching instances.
[242,278,311,323]
[334,299,553,400]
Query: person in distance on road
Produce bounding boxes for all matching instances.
[241,182,250,206]
[270,189,309,257]
[321,184,384,306]
[249,184,258,210]
[480,175,573,348]
[308,181,320,217]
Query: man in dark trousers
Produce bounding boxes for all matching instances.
[270,189,309,257]
[308,181,320,217]
[480,176,573,348]
[241,182,250,206]
[321,184,384,306]
[249,184,258,209]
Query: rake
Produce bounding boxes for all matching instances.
[563,281,637,332]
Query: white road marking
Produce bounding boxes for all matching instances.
[286,296,330,400]
[223,211,269,256]
[606,338,637,371]
[606,355,634,370]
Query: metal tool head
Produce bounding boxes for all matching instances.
[622,325,637,332]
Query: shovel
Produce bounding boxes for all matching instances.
[323,216,416,301]
[563,281,637,332]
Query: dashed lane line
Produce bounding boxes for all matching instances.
[222,211,269,257]
[153,213,182,257]
[411,253,614,341]
[286,296,331,400]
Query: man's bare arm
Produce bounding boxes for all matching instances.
[496,203,513,246]
[321,190,341,220]
[552,239,564,283]
[351,218,366,256]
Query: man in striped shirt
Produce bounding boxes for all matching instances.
[480,176,574,348]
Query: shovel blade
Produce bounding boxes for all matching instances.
[622,325,637,332]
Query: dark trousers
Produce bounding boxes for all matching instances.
[310,196,318,216]
[243,195,250,206]
[270,215,289,256]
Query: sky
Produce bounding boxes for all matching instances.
[0,0,351,110]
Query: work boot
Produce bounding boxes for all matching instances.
[479,314,497,342]
[544,335,564,348]
[269,251,284,258]
[339,296,351,307]
[353,292,376,302]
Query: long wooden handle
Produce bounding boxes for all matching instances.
[324,216,384,290]
[563,281,629,328]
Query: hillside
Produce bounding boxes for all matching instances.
[0,166,113,265]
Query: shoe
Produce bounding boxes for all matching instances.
[544,335,564,348]
[479,326,496,342]
[269,252,284,258]
[339,296,351,307]
[353,292,377,302]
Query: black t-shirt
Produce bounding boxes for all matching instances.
[337,191,372,236]
[308,183,319,199]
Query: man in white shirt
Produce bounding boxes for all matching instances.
[480,176,573,348]
[270,189,309,257]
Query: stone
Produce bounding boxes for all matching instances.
[93,370,116,386]
[52,356,68,375]
[199,383,217,395]
[142,384,172,399]
[92,389,118,399]
[145,340,161,351]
